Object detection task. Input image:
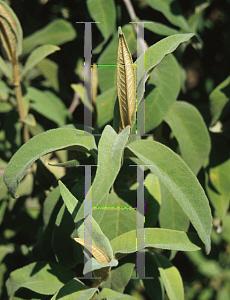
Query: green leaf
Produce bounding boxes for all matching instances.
[188,3,209,33]
[43,187,61,228]
[76,215,114,262]
[125,140,212,253]
[0,191,8,217]
[0,80,10,101]
[136,33,194,106]
[83,257,118,274]
[96,288,137,299]
[93,188,136,241]
[22,19,76,55]
[110,228,203,256]
[49,159,80,168]
[0,101,12,113]
[206,159,230,220]
[49,188,82,268]
[145,0,192,32]
[51,278,97,300]
[159,182,189,231]
[209,76,230,126]
[6,261,75,299]
[22,113,36,126]
[20,45,60,79]
[100,261,135,293]
[75,216,118,287]
[149,251,184,300]
[75,125,130,222]
[28,87,69,126]
[87,0,116,41]
[205,134,230,220]
[59,180,78,216]
[70,84,84,101]
[144,21,181,36]
[91,125,130,205]
[221,213,230,243]
[0,56,13,82]
[37,58,59,92]
[3,128,97,197]
[144,54,180,133]
[96,86,117,128]
[164,101,211,175]
[14,172,34,198]
[51,186,83,267]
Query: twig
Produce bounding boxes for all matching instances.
[123,0,137,21]
[123,0,146,54]
[68,84,82,115]
[13,60,30,142]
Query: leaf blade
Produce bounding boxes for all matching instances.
[150,251,184,300]
[3,128,97,197]
[209,76,230,126]
[6,262,75,299]
[164,101,211,175]
[125,140,212,253]
[87,0,116,42]
[22,19,76,54]
[76,215,114,261]
[136,33,194,106]
[117,28,136,131]
[144,54,180,133]
[75,125,130,222]
[0,55,13,82]
[110,228,203,255]
[145,0,192,32]
[21,44,60,79]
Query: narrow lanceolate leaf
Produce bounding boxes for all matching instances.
[0,1,22,61]
[117,27,136,131]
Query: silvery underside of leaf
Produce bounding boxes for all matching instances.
[117,28,136,131]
